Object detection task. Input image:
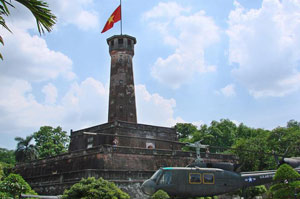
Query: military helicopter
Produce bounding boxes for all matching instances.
[141,141,300,198]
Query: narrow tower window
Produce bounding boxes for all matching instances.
[118,39,123,45]
[128,40,132,46]
[111,40,114,46]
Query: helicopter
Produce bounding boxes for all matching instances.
[141,141,300,198]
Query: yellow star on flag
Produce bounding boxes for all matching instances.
[108,15,115,24]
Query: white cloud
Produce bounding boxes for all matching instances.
[42,83,58,105]
[0,77,108,137]
[143,2,190,20]
[0,27,75,82]
[144,2,220,89]
[76,10,99,31]
[227,0,300,98]
[0,79,185,137]
[47,0,99,31]
[136,84,184,126]
[215,84,236,97]
[61,78,108,128]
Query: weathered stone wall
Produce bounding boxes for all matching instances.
[69,121,182,152]
[15,145,236,197]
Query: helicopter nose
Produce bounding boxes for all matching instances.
[141,179,156,195]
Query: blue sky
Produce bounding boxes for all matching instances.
[1,0,300,149]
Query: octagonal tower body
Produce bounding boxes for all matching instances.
[107,35,137,123]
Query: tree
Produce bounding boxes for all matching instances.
[0,162,14,180]
[181,119,238,153]
[14,135,37,162]
[231,129,275,171]
[0,0,56,60]
[33,126,69,159]
[175,123,198,140]
[0,173,37,198]
[205,119,237,148]
[269,164,300,198]
[0,148,15,165]
[62,177,130,199]
[287,119,300,129]
[231,185,267,199]
[268,125,300,157]
[151,190,170,199]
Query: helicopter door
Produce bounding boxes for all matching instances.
[156,170,175,194]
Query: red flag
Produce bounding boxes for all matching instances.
[101,5,121,33]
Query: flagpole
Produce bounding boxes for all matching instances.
[120,0,122,35]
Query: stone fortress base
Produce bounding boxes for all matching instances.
[15,121,235,198]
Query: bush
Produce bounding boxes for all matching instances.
[0,173,36,199]
[269,164,300,198]
[62,177,130,199]
[0,162,14,179]
[151,190,170,199]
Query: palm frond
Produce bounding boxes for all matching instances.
[0,16,12,32]
[0,35,3,45]
[0,0,13,15]
[15,0,56,34]
[14,136,25,142]
[0,34,3,60]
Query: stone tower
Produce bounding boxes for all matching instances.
[107,35,137,123]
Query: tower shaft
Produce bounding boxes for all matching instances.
[107,35,137,123]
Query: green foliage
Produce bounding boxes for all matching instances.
[151,190,170,199]
[269,164,300,198]
[267,125,300,157]
[189,119,238,151]
[0,0,56,60]
[33,126,69,158]
[0,148,15,165]
[287,119,300,129]
[246,185,267,198]
[187,196,218,199]
[0,162,14,179]
[231,130,275,171]
[14,0,56,33]
[62,177,130,199]
[0,164,3,180]
[14,126,69,162]
[177,119,300,172]
[15,135,37,162]
[0,173,36,198]
[274,164,300,181]
[176,119,238,153]
[232,185,267,198]
[175,123,198,140]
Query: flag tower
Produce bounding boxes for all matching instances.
[107,35,137,123]
[102,1,137,123]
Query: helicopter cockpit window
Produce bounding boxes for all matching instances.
[189,173,201,184]
[203,173,214,184]
[158,171,172,185]
[150,169,162,182]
